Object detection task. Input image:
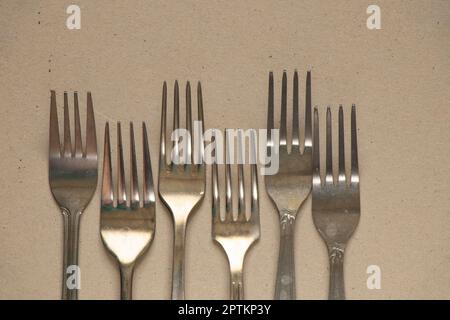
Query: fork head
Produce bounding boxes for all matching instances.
[158,81,206,219]
[264,71,312,216]
[49,91,98,215]
[212,130,260,265]
[100,122,156,266]
[312,106,360,249]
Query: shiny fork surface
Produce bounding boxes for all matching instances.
[212,131,260,300]
[264,71,312,300]
[158,81,206,300]
[48,91,98,300]
[312,106,360,300]
[100,122,156,300]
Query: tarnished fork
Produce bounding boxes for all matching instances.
[264,71,313,299]
[212,131,260,300]
[100,122,156,300]
[49,91,98,300]
[158,81,206,300]
[312,106,361,300]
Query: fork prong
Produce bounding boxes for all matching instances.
[250,131,259,223]
[212,137,220,223]
[117,122,127,207]
[237,130,246,222]
[49,91,61,158]
[225,130,233,222]
[186,82,192,164]
[280,71,287,146]
[267,72,274,146]
[130,122,140,208]
[73,92,83,157]
[197,82,205,166]
[102,122,114,206]
[85,92,97,158]
[142,122,155,206]
[313,108,320,179]
[63,92,72,157]
[351,104,359,183]
[304,71,312,148]
[159,82,167,169]
[325,107,333,183]
[292,71,300,149]
[338,106,346,183]
[172,81,180,161]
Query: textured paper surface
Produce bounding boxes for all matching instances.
[0,0,449,299]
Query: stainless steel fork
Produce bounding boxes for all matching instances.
[264,71,312,300]
[100,122,156,300]
[212,130,260,300]
[158,81,206,300]
[312,105,360,300]
[48,91,98,300]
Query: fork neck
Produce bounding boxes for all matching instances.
[230,268,244,300]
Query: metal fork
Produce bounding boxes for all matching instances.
[49,91,98,300]
[100,122,156,300]
[158,81,206,300]
[264,71,312,300]
[312,105,360,300]
[212,130,260,300]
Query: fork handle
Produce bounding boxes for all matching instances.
[274,213,296,300]
[61,209,81,300]
[119,264,135,300]
[171,220,187,300]
[328,246,345,300]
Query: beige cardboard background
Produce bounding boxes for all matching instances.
[0,0,449,299]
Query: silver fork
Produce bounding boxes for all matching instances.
[264,71,312,300]
[48,91,98,300]
[100,122,156,300]
[212,130,260,300]
[312,105,361,300]
[158,81,206,300]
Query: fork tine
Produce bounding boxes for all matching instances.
[280,71,287,146]
[102,123,114,206]
[351,104,359,183]
[197,82,205,166]
[325,107,333,183]
[185,82,192,164]
[130,122,140,208]
[85,92,97,158]
[212,132,220,223]
[49,91,61,157]
[313,108,320,179]
[237,130,246,222]
[63,92,72,157]
[304,71,312,148]
[292,70,299,149]
[172,80,180,161]
[225,130,233,222]
[250,130,259,223]
[73,92,83,157]
[117,122,127,207]
[159,82,167,169]
[267,72,274,146]
[142,122,155,206]
[338,106,346,183]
